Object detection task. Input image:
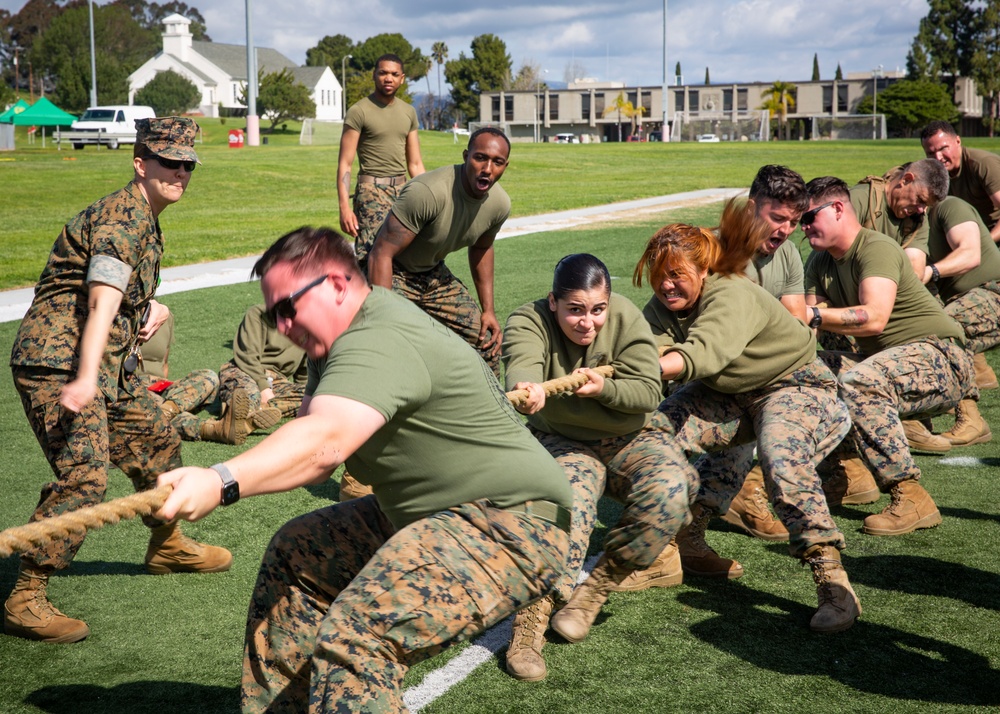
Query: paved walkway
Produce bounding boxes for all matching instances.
[0,188,742,324]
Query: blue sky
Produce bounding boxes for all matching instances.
[3,0,929,87]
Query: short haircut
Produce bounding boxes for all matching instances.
[898,158,950,202]
[805,176,850,204]
[468,126,511,153]
[133,142,148,159]
[551,253,611,299]
[748,165,809,212]
[920,120,958,142]
[252,226,361,280]
[374,54,404,72]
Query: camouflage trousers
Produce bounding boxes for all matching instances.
[944,281,1000,355]
[820,337,976,487]
[390,262,501,378]
[140,369,218,440]
[530,419,697,602]
[11,366,182,571]
[241,496,568,713]
[219,360,305,419]
[656,358,851,557]
[353,182,402,266]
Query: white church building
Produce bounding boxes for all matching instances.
[128,14,343,121]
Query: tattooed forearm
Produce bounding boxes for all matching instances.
[841,309,869,326]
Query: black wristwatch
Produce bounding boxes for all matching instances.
[929,264,940,283]
[809,307,822,329]
[211,463,240,506]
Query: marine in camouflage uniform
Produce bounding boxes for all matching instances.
[367,129,512,377]
[5,117,231,645]
[155,229,572,713]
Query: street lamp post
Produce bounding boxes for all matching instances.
[872,64,883,140]
[535,68,548,143]
[88,0,98,106]
[341,54,352,121]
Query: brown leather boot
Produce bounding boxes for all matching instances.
[249,405,282,431]
[802,545,861,633]
[675,504,744,578]
[862,479,942,536]
[901,419,951,454]
[611,540,683,592]
[338,471,374,500]
[505,596,554,682]
[974,352,998,390]
[199,388,250,445]
[940,399,992,446]
[719,465,789,541]
[819,456,880,506]
[145,523,233,575]
[549,555,628,643]
[3,562,89,643]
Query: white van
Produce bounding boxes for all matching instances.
[67,105,156,150]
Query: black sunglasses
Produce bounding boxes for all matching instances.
[800,201,835,227]
[144,154,196,172]
[268,274,329,322]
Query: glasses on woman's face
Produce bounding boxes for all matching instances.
[267,274,328,323]
[799,201,835,227]
[144,154,197,172]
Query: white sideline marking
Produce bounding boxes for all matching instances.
[938,456,990,467]
[403,554,601,711]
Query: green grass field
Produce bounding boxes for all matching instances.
[0,132,999,713]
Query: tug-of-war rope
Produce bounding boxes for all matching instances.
[0,365,616,559]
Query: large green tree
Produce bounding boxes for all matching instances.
[1,0,60,93]
[812,53,820,81]
[305,34,355,71]
[431,40,447,128]
[907,0,977,91]
[855,78,958,137]
[135,68,200,114]
[112,0,211,41]
[971,0,1000,136]
[759,81,796,140]
[445,33,511,122]
[241,68,316,131]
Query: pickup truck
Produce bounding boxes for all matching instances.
[56,105,155,150]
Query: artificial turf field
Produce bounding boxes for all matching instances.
[0,127,998,713]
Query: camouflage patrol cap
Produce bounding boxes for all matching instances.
[136,116,200,162]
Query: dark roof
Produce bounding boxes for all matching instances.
[192,41,296,81]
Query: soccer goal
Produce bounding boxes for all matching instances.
[811,114,887,140]
[669,110,769,142]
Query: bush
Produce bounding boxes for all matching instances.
[135,69,201,116]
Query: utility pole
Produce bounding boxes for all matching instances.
[88,0,98,106]
[245,0,260,146]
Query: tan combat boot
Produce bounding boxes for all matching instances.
[145,523,234,575]
[338,471,374,501]
[199,388,250,445]
[505,596,554,682]
[862,479,942,536]
[802,545,861,633]
[819,456,880,506]
[3,563,90,643]
[549,555,629,643]
[940,399,992,446]
[249,405,282,431]
[901,419,951,454]
[160,399,182,422]
[719,465,789,541]
[675,504,744,579]
[974,352,998,390]
[611,540,683,592]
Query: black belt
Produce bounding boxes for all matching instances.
[358,174,406,187]
[497,500,572,532]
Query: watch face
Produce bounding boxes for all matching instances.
[222,481,240,506]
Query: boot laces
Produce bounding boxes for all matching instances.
[749,487,771,517]
[513,601,548,647]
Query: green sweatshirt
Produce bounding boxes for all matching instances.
[231,304,308,391]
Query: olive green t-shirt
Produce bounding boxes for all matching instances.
[926,196,1000,302]
[344,94,418,178]
[804,227,965,355]
[642,274,816,394]
[307,287,571,529]
[232,304,308,391]
[850,177,928,251]
[503,293,662,441]
[745,239,804,299]
[389,165,511,273]
[950,146,1000,230]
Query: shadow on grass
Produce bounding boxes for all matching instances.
[846,553,1000,611]
[25,681,237,714]
[938,505,1000,526]
[677,580,1000,706]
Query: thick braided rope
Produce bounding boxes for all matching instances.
[0,485,172,559]
[0,366,616,558]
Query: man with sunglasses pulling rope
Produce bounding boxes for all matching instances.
[6,117,231,644]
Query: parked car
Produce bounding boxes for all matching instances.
[65,105,156,150]
[696,134,720,143]
[553,133,580,144]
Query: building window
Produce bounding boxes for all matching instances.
[674,90,685,112]
[642,92,652,115]
[688,90,699,115]
[594,94,605,117]
[838,85,848,113]
[492,96,501,122]
[549,94,559,120]
[737,88,748,111]
[823,86,833,113]
[723,89,733,112]
[504,95,514,121]
[581,93,591,120]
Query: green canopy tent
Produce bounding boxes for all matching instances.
[0,98,31,123]
[11,97,77,148]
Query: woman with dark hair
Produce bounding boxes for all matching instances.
[634,200,861,633]
[501,253,696,681]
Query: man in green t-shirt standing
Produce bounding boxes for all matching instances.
[803,177,977,537]
[337,53,425,266]
[921,120,1000,243]
[157,227,572,714]
[367,127,512,376]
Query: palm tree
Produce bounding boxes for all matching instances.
[603,91,645,142]
[759,81,796,140]
[432,41,448,131]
